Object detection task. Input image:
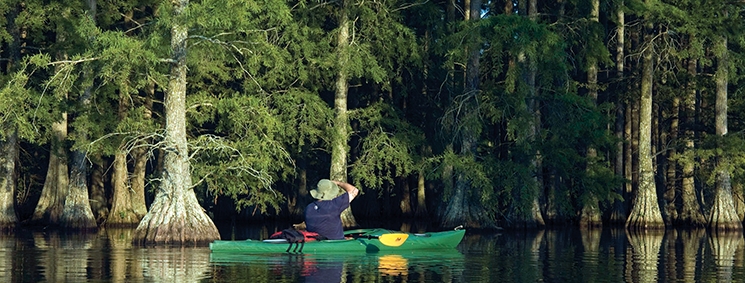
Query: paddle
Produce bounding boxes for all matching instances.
[378,233,409,247]
[344,229,410,247]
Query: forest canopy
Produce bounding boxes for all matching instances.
[0,0,744,237]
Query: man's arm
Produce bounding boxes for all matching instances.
[333,180,359,203]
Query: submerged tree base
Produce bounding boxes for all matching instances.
[133,188,220,246]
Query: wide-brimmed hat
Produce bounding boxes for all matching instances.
[310,179,340,200]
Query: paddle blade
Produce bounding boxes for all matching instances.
[379,233,409,247]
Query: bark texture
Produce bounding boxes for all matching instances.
[580,0,602,228]
[31,118,69,225]
[0,132,18,228]
[60,150,97,230]
[626,19,664,230]
[133,0,220,245]
[60,83,96,230]
[415,171,428,217]
[331,0,358,228]
[679,57,705,227]
[89,159,108,224]
[610,0,627,224]
[0,2,22,229]
[130,85,153,218]
[108,152,139,226]
[708,36,741,232]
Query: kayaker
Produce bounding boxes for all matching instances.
[305,179,359,240]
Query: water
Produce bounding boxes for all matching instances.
[1,225,743,282]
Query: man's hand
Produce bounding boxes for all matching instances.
[333,180,359,202]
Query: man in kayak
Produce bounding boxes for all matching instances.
[305,179,359,240]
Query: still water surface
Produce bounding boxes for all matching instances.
[1,224,744,282]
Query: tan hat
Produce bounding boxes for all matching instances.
[310,179,340,200]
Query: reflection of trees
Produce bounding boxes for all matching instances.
[676,229,705,283]
[104,228,143,282]
[141,246,210,282]
[708,231,743,283]
[0,233,12,281]
[626,230,663,283]
[504,230,543,282]
[664,230,676,281]
[33,231,96,282]
[580,228,601,282]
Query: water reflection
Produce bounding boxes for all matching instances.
[626,229,664,283]
[708,231,743,282]
[672,229,706,282]
[33,230,97,282]
[2,226,745,282]
[209,249,465,282]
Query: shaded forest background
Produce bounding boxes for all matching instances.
[1,0,745,235]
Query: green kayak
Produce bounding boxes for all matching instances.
[209,228,466,254]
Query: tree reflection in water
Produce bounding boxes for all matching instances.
[140,246,211,282]
[708,230,743,283]
[626,229,664,283]
[2,226,745,282]
[33,230,97,283]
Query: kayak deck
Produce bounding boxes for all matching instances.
[209,228,465,254]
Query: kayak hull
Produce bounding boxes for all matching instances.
[209,228,466,254]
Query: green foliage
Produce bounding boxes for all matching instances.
[10,0,745,226]
[190,94,293,213]
[350,102,425,190]
[0,64,41,142]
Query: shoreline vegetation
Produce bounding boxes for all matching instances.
[2,0,745,243]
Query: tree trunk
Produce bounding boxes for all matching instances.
[133,0,220,245]
[610,0,627,224]
[108,87,139,227]
[663,93,679,224]
[0,4,22,229]
[580,0,602,228]
[131,84,154,218]
[415,171,428,217]
[60,84,98,230]
[89,158,108,224]
[708,36,741,232]
[679,57,705,227]
[629,23,641,216]
[60,33,97,230]
[109,83,152,227]
[399,176,412,217]
[331,0,358,228]
[60,149,97,230]
[526,0,544,228]
[31,118,69,225]
[510,0,544,228]
[626,18,664,230]
[108,151,138,226]
[442,0,498,229]
[734,184,745,221]
[0,131,18,228]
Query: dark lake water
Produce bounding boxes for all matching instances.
[2,223,744,282]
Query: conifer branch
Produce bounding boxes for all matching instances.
[120,12,149,34]
[189,34,267,93]
[46,57,99,66]
[392,0,428,12]
[189,134,280,196]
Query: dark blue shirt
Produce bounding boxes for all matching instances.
[304,193,350,240]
